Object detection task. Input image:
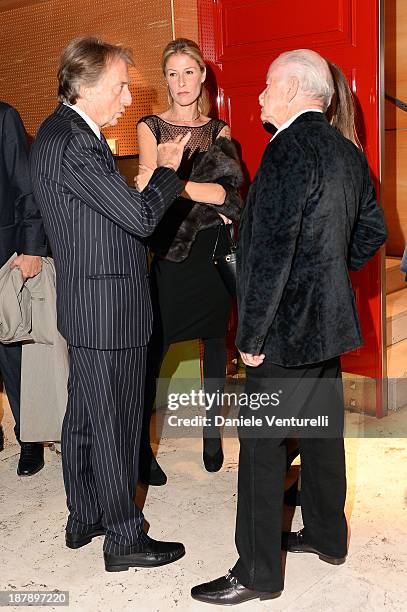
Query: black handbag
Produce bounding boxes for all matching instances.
[212,223,237,297]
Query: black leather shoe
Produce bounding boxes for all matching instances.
[0,425,4,452]
[66,523,105,549]
[104,533,185,571]
[191,571,281,605]
[283,529,346,565]
[17,443,44,476]
[203,437,224,472]
[139,454,167,486]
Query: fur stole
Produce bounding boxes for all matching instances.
[149,137,244,262]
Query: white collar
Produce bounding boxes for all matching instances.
[64,102,101,139]
[272,108,323,140]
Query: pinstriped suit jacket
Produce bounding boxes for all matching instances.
[30,104,183,350]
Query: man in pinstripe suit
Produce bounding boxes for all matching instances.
[30,37,190,572]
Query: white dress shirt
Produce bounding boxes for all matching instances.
[272,108,323,140]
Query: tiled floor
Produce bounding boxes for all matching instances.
[1,392,407,611]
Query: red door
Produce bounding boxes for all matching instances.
[199,0,385,416]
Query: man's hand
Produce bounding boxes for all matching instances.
[239,350,265,367]
[135,164,155,192]
[157,132,191,171]
[10,254,42,280]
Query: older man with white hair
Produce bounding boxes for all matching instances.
[191,49,387,605]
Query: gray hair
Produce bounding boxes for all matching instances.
[58,36,134,104]
[273,49,334,110]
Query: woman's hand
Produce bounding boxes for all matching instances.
[218,213,232,224]
[135,164,155,192]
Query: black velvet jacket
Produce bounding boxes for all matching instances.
[148,137,243,261]
[236,112,387,366]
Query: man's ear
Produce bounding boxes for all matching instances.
[79,83,93,102]
[287,76,299,102]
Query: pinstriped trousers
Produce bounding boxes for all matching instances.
[62,345,146,555]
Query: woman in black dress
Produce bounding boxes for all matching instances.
[136,38,242,485]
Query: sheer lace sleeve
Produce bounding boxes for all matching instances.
[137,115,161,142]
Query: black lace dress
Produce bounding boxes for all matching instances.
[138,115,232,344]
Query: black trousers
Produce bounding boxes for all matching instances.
[232,357,347,592]
[62,345,146,555]
[140,335,227,456]
[0,342,22,439]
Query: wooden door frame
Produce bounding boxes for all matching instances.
[379,0,388,416]
[198,0,389,417]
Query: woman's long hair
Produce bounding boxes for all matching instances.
[326,61,362,148]
[161,38,210,115]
